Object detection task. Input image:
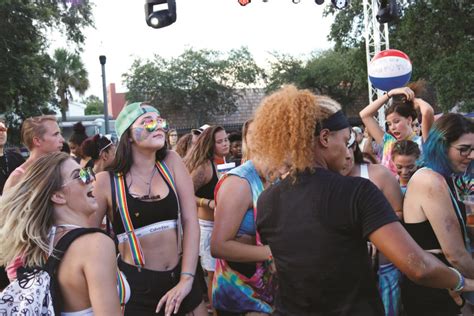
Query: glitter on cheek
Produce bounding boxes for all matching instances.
[133,128,148,142]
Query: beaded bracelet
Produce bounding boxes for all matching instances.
[199,198,205,207]
[448,267,465,292]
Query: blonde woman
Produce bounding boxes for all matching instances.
[0,152,125,315]
[250,85,474,315]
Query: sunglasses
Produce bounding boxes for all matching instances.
[62,168,96,187]
[137,118,169,133]
[0,127,7,133]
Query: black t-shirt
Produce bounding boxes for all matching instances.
[0,150,25,195]
[257,168,399,316]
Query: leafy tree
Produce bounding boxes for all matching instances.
[123,47,263,125]
[84,95,104,115]
[52,48,89,121]
[265,48,367,112]
[325,0,473,112]
[0,0,93,143]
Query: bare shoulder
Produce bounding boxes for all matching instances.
[68,232,115,258]
[95,171,112,191]
[369,164,394,178]
[164,150,182,165]
[410,168,446,187]
[221,175,249,190]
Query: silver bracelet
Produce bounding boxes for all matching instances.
[448,267,465,292]
[180,272,195,278]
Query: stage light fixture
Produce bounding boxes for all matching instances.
[315,0,325,4]
[331,0,349,9]
[145,0,176,29]
[376,0,399,24]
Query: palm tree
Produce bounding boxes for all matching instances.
[52,48,89,121]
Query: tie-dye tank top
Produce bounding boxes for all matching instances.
[212,160,275,313]
[381,133,422,176]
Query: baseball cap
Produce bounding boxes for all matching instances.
[192,124,211,136]
[115,102,160,139]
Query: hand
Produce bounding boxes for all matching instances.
[388,87,415,101]
[448,289,463,306]
[207,199,215,210]
[156,278,193,316]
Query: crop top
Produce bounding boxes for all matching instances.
[404,221,441,250]
[195,160,218,200]
[111,170,179,236]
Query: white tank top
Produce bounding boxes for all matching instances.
[360,164,370,180]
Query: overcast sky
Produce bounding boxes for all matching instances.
[56,0,336,99]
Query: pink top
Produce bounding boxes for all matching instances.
[6,255,24,281]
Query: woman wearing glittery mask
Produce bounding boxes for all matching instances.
[93,102,206,316]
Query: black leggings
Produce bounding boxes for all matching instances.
[118,258,204,316]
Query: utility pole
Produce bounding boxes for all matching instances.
[99,55,110,134]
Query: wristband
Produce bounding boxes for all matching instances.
[199,198,205,207]
[180,272,195,278]
[448,267,465,292]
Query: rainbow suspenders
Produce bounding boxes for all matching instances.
[113,160,183,269]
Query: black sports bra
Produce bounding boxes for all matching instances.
[195,160,218,200]
[111,170,179,235]
[404,221,441,250]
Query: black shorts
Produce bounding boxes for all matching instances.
[118,258,203,316]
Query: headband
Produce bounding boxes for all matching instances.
[315,110,350,134]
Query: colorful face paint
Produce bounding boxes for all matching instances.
[132,127,148,142]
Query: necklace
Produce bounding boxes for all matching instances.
[128,167,160,200]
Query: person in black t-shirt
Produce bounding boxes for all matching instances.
[250,85,474,316]
[0,119,25,289]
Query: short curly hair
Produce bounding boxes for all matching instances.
[250,85,342,180]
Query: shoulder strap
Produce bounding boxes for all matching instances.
[45,228,108,315]
[113,172,146,268]
[360,164,369,180]
[156,160,183,254]
[448,185,471,252]
[108,171,117,236]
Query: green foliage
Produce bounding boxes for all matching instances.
[84,95,104,115]
[265,48,367,112]
[123,47,263,125]
[326,0,473,112]
[52,48,89,121]
[0,0,93,143]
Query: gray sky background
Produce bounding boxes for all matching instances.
[53,0,336,99]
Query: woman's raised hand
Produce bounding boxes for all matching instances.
[388,87,415,101]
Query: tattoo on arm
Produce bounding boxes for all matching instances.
[192,166,208,192]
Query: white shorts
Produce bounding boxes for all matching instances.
[199,219,216,272]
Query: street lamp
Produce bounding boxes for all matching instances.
[99,55,109,134]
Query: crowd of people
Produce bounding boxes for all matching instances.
[0,82,473,316]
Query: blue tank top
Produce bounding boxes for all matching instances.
[226,160,264,236]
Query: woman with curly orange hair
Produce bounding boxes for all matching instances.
[251,85,474,315]
[184,125,230,311]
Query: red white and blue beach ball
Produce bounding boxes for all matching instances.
[368,49,412,91]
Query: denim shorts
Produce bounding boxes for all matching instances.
[118,258,203,316]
